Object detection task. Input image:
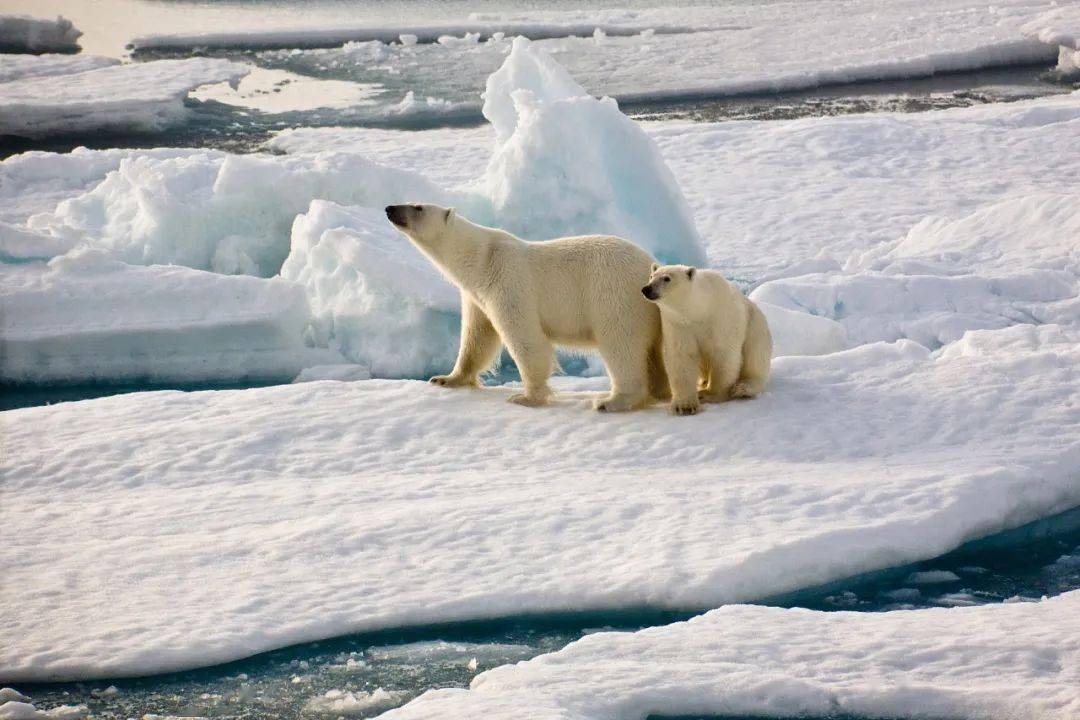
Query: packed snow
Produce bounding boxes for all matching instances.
[381,592,1080,720]
[0,15,80,54]
[0,58,249,138]
[2,322,1078,680]
[1023,5,1080,78]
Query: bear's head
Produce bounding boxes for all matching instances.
[385,203,456,248]
[642,263,696,305]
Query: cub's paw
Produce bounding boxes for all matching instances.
[698,390,729,404]
[594,394,645,413]
[429,374,473,388]
[671,400,701,416]
[729,382,760,399]
[508,392,548,408]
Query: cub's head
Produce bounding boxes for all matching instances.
[642,264,696,305]
[385,203,456,246]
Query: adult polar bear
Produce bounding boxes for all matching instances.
[386,203,667,411]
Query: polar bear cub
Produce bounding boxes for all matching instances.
[386,203,668,411]
[642,264,772,415]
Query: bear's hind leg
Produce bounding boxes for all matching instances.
[731,302,773,399]
[594,330,653,413]
[699,345,741,403]
[431,298,502,388]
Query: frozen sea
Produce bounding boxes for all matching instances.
[1,2,1080,720]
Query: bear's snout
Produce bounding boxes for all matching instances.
[642,285,658,301]
[385,205,408,227]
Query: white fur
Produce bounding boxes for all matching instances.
[387,203,667,410]
[644,264,772,415]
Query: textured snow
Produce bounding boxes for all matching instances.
[751,193,1080,347]
[0,54,116,83]
[0,58,249,138]
[0,249,340,385]
[2,322,1078,680]
[0,15,80,54]
[382,592,1080,720]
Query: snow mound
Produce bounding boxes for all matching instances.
[28,152,450,277]
[281,201,461,377]
[0,54,116,83]
[0,15,80,54]
[479,37,705,265]
[0,250,340,385]
[752,194,1080,347]
[1023,6,1080,78]
[0,58,249,138]
[383,592,1080,720]
[756,301,848,357]
[2,323,1078,680]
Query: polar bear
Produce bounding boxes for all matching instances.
[386,203,668,411]
[642,264,772,415]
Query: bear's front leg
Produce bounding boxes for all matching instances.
[661,323,701,416]
[430,297,502,388]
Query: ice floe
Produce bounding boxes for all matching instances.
[0,58,249,138]
[382,592,1080,720]
[1,323,1077,679]
[0,54,116,83]
[0,15,80,54]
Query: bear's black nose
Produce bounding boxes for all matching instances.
[385,205,405,226]
[642,286,657,300]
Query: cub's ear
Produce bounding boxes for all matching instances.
[651,262,659,273]
[444,207,455,221]
[687,267,696,280]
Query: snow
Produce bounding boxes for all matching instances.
[0,58,249,138]
[2,322,1078,680]
[0,54,116,83]
[0,703,85,720]
[1022,6,1080,77]
[0,249,340,385]
[381,592,1080,720]
[0,15,80,54]
[750,193,1080,348]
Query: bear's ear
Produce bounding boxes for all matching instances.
[444,207,456,223]
[687,267,696,280]
[651,262,659,274]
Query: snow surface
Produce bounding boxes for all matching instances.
[381,592,1080,720]
[0,15,80,54]
[0,54,116,83]
[0,58,249,138]
[2,323,1078,680]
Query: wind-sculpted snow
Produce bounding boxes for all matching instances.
[2,323,1078,680]
[479,38,704,265]
[382,592,1080,720]
[1023,6,1080,78]
[0,58,249,138]
[0,15,80,54]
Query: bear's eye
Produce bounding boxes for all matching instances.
[663,276,671,283]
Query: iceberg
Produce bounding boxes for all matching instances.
[478,37,704,266]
